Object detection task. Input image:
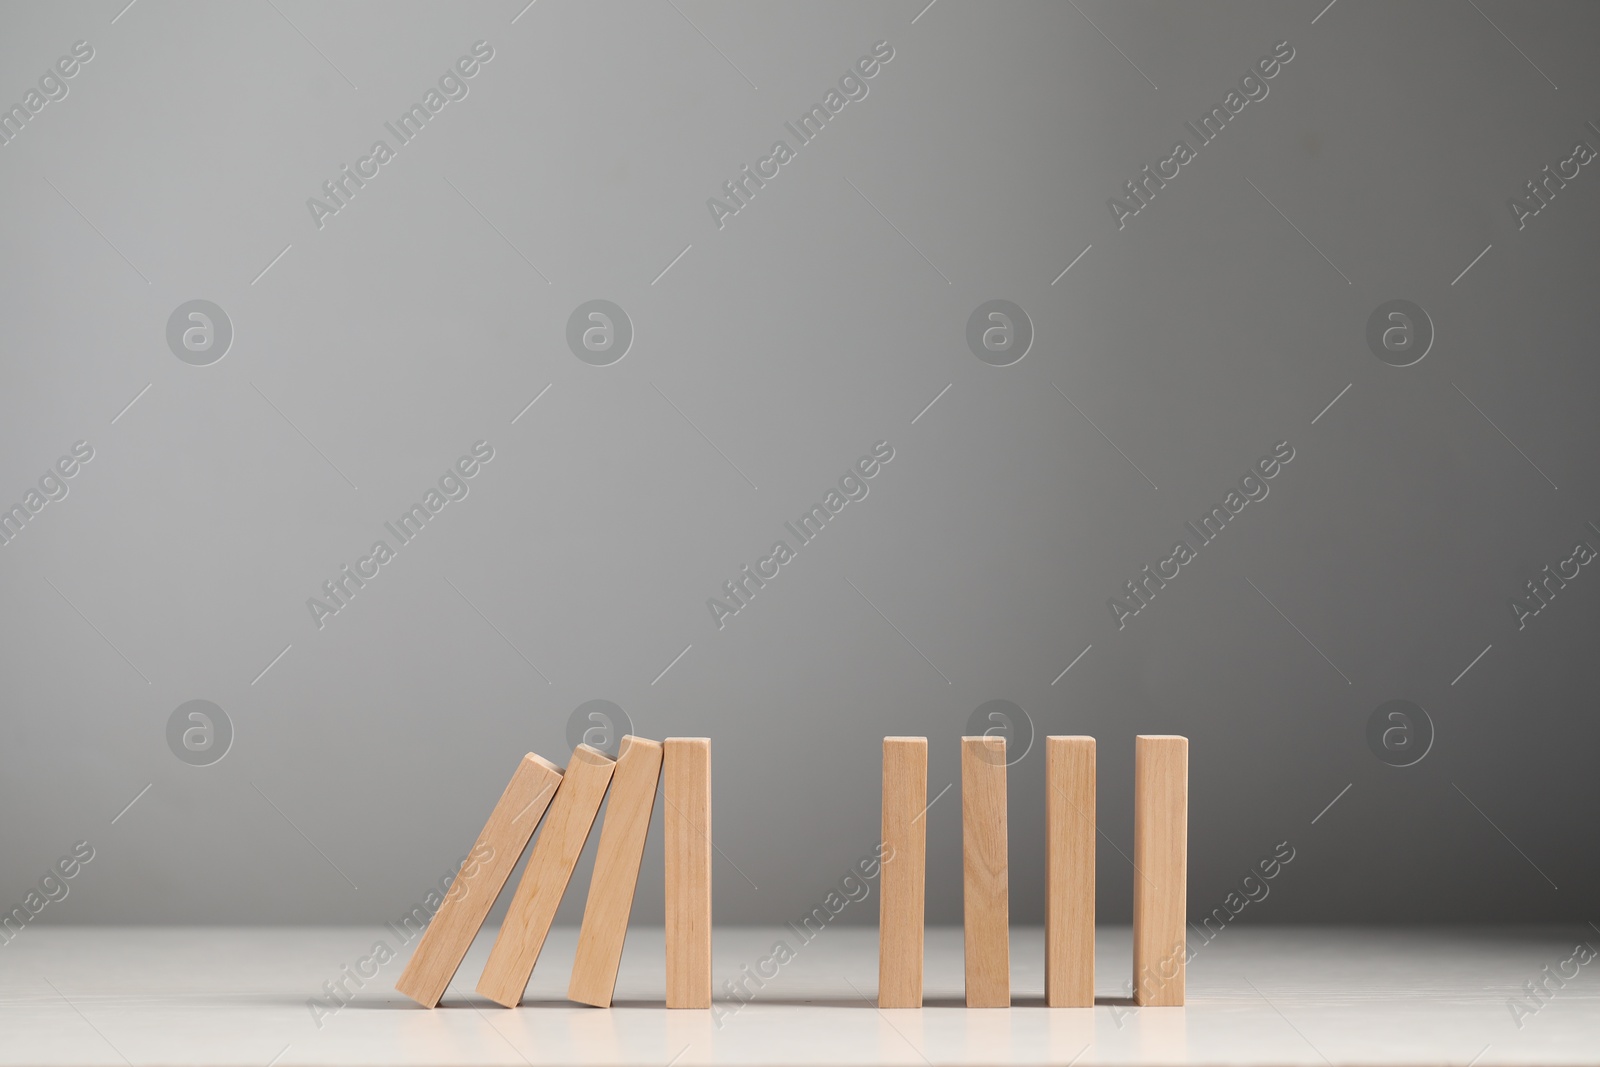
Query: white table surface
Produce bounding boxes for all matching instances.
[1,925,1596,1065]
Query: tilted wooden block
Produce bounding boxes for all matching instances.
[568,736,664,1007]
[664,737,711,1009]
[962,735,1009,1008]
[1133,735,1188,1006]
[476,744,616,1007]
[878,736,927,1008]
[394,751,562,1008]
[1046,736,1095,1008]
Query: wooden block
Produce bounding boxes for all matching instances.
[961,736,1009,1008]
[663,737,711,1008]
[878,737,927,1008]
[476,744,616,1007]
[394,752,562,1008]
[1133,735,1188,1007]
[568,736,664,1007]
[1046,736,1096,1008]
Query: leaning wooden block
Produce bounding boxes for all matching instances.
[1133,735,1188,1007]
[664,737,711,1009]
[476,744,616,1007]
[394,751,562,1008]
[962,735,1009,1008]
[568,736,664,1007]
[1046,736,1095,1008]
[879,737,927,1008]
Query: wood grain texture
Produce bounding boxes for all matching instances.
[1045,736,1095,1008]
[878,736,926,1008]
[961,735,1009,1008]
[476,744,615,1008]
[664,737,712,1008]
[1133,734,1188,1007]
[568,736,664,1007]
[394,752,562,1008]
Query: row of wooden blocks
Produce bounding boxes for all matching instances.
[395,737,713,1009]
[393,732,1187,1011]
[879,735,1189,1008]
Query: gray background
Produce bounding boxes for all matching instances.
[2,0,1597,930]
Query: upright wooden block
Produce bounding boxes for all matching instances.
[664,737,712,1009]
[568,736,664,1007]
[1133,735,1188,1007]
[878,737,927,1008]
[1046,736,1096,1008]
[961,736,1009,1008]
[394,752,563,1008]
[477,744,616,1007]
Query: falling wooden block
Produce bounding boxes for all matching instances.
[568,736,664,1007]
[878,736,927,1008]
[1046,736,1095,1008]
[962,735,1009,1008]
[1133,735,1188,1007]
[477,744,616,1007]
[664,737,711,1009]
[394,751,562,1008]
